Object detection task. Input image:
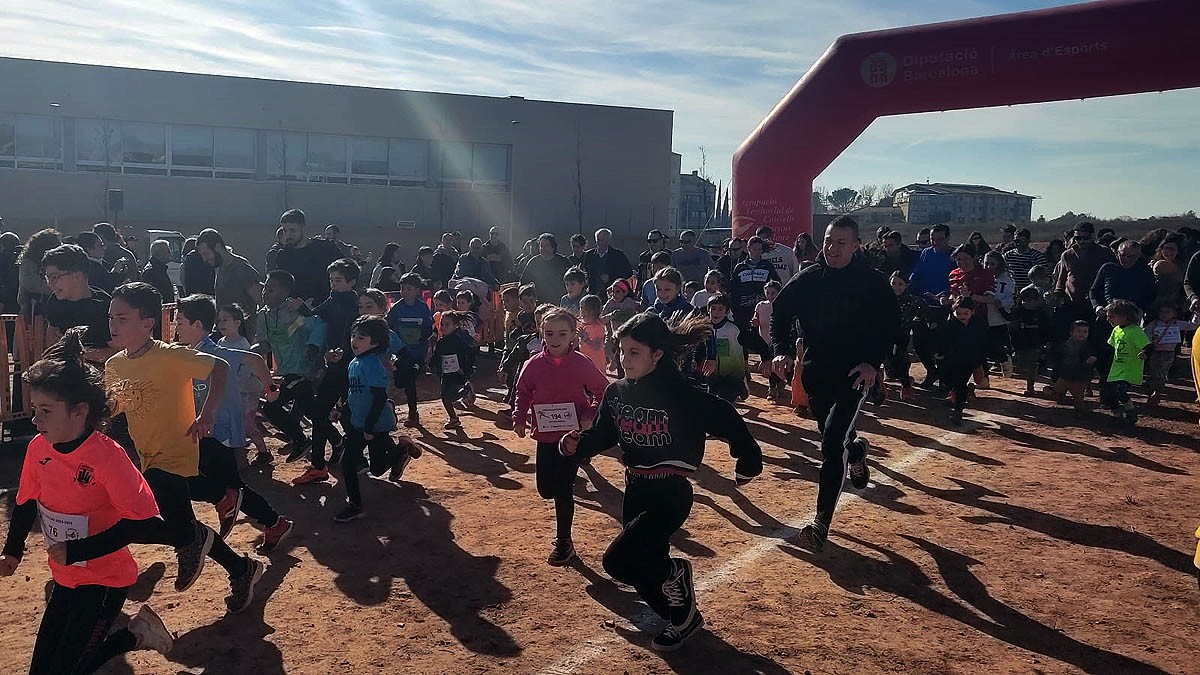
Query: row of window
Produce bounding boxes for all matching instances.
[0,113,511,186]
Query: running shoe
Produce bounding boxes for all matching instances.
[284,439,312,464]
[175,522,215,592]
[257,517,294,554]
[250,451,273,467]
[404,412,421,428]
[796,521,828,553]
[444,418,463,430]
[291,467,329,485]
[661,558,697,630]
[334,504,365,523]
[651,611,704,652]
[547,539,576,566]
[900,386,917,402]
[390,438,422,482]
[848,440,870,490]
[129,605,173,656]
[464,382,476,407]
[215,488,243,539]
[226,556,266,614]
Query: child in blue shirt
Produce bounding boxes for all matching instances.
[335,316,421,523]
[386,273,434,428]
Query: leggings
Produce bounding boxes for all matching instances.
[261,375,339,455]
[142,469,246,577]
[602,473,693,620]
[194,438,281,528]
[308,367,349,470]
[940,363,976,414]
[536,441,581,542]
[395,358,426,416]
[29,583,137,675]
[803,375,869,526]
[988,324,1012,365]
[341,424,399,507]
[885,332,912,387]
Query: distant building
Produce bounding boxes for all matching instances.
[679,170,715,230]
[892,183,1034,226]
[668,152,682,231]
[846,205,905,228]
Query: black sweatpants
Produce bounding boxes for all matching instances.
[395,358,426,416]
[941,362,976,414]
[309,366,349,470]
[886,332,912,387]
[602,473,693,620]
[536,441,581,542]
[440,373,469,414]
[29,583,137,675]
[261,375,335,452]
[142,468,246,577]
[194,438,281,528]
[803,375,869,527]
[341,424,399,507]
[988,324,1012,366]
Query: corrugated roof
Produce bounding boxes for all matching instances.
[894,183,1034,199]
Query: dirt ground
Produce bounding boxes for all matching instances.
[0,352,1197,675]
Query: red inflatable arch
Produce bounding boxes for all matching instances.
[732,0,1200,243]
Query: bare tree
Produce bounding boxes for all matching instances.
[878,183,895,204]
[697,145,711,182]
[571,122,584,234]
[857,184,878,210]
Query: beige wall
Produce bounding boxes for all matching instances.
[0,57,673,265]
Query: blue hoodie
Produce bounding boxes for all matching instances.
[386,298,434,361]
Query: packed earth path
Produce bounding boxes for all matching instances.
[1,362,1197,675]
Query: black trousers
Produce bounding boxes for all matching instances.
[261,374,341,468]
[803,374,869,526]
[440,373,469,411]
[141,468,244,576]
[194,438,280,528]
[29,583,137,675]
[309,367,349,470]
[341,424,399,507]
[940,362,975,414]
[602,473,693,620]
[886,332,912,387]
[394,358,426,415]
[988,324,1012,366]
[536,441,581,541]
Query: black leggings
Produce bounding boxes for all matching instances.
[988,324,1012,366]
[804,376,869,527]
[440,373,468,416]
[194,438,281,528]
[341,425,399,507]
[395,358,426,415]
[261,375,339,455]
[886,332,912,387]
[941,363,976,414]
[29,583,137,675]
[142,469,246,577]
[602,473,693,620]
[535,441,581,542]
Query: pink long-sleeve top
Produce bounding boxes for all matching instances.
[513,350,610,443]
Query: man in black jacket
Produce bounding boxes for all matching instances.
[274,208,343,304]
[771,216,899,552]
[581,228,634,295]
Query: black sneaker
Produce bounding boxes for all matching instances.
[225,556,266,614]
[796,521,828,553]
[661,558,697,630]
[651,610,704,652]
[284,439,311,464]
[950,411,964,427]
[334,504,365,523]
[174,522,215,592]
[547,539,576,566]
[848,439,870,490]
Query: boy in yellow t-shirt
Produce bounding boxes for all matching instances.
[1100,300,1151,426]
[104,282,266,614]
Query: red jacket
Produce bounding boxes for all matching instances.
[513,350,610,442]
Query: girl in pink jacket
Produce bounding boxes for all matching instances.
[514,307,610,566]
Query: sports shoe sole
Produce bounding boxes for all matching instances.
[651,612,704,652]
[227,558,266,614]
[175,525,215,592]
[257,520,294,554]
[130,605,173,656]
[547,545,576,567]
[796,525,826,553]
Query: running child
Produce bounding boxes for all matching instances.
[359,288,406,356]
[689,270,722,310]
[649,267,695,319]
[512,308,609,565]
[561,267,587,315]
[1144,304,1197,406]
[216,303,271,465]
[705,293,749,402]
[1047,320,1096,415]
[682,281,701,305]
[982,251,1016,378]
[560,312,762,651]
[387,273,435,428]
[1008,286,1052,396]
[498,285,540,416]
[431,290,454,341]
[601,279,638,377]
[1,329,174,672]
[641,251,672,307]
[935,296,990,426]
[254,271,330,465]
[102,282,265,611]
[577,295,608,373]
[751,280,785,399]
[175,296,295,554]
[432,310,477,430]
[1101,299,1151,424]
[334,315,422,522]
[886,272,919,402]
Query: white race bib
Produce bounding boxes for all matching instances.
[38,505,88,567]
[533,403,579,433]
[441,354,461,374]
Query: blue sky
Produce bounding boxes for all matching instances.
[3,0,1196,219]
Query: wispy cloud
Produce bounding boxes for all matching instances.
[0,0,1196,219]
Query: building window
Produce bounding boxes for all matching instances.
[75,119,122,172]
[214,127,254,178]
[389,138,428,185]
[170,125,213,177]
[5,114,63,170]
[121,122,167,175]
[440,141,473,181]
[350,136,388,185]
[266,131,308,181]
[307,134,347,183]
[472,143,509,183]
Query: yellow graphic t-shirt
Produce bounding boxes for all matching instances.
[106,341,216,477]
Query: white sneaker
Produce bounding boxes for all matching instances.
[129,605,173,656]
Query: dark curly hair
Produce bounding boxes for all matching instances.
[24,327,112,429]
